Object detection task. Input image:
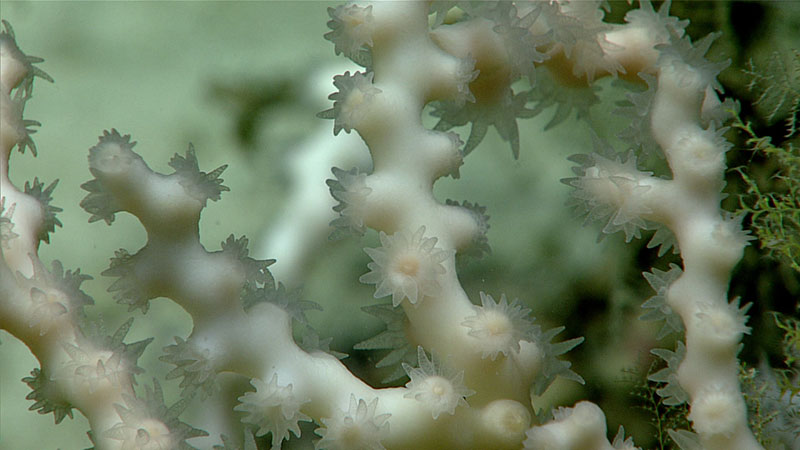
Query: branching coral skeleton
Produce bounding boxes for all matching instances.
[0,1,781,449]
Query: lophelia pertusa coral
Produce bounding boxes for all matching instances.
[2,2,798,450]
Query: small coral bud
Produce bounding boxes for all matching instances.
[236,374,311,449]
[59,318,150,397]
[105,417,174,450]
[22,367,74,424]
[640,264,684,339]
[0,22,51,155]
[693,297,751,353]
[61,344,127,395]
[524,401,608,450]
[670,126,731,188]
[0,27,31,90]
[658,32,729,93]
[402,347,474,419]
[327,167,372,239]
[430,131,464,180]
[160,336,218,398]
[453,56,479,105]
[27,287,68,336]
[87,129,143,176]
[428,55,478,106]
[318,71,382,136]
[324,4,375,62]
[168,144,230,206]
[315,395,390,450]
[611,426,641,450]
[705,212,753,269]
[688,383,746,438]
[648,342,689,406]
[481,399,531,447]
[462,292,537,360]
[104,379,207,449]
[565,148,654,242]
[0,198,17,248]
[0,21,52,94]
[0,90,25,152]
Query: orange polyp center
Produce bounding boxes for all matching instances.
[486,311,512,336]
[345,14,364,28]
[395,254,420,277]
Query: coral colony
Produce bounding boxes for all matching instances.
[1,2,794,450]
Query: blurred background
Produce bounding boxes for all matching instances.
[1,2,798,449]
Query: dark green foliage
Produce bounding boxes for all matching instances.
[744,51,799,138]
[739,313,800,449]
[733,117,800,273]
[624,361,691,450]
[734,50,800,273]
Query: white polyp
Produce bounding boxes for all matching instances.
[59,346,128,399]
[315,395,390,450]
[236,374,310,448]
[26,287,69,336]
[104,417,175,450]
[360,226,452,307]
[693,300,749,353]
[480,399,531,447]
[524,401,613,450]
[689,383,746,438]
